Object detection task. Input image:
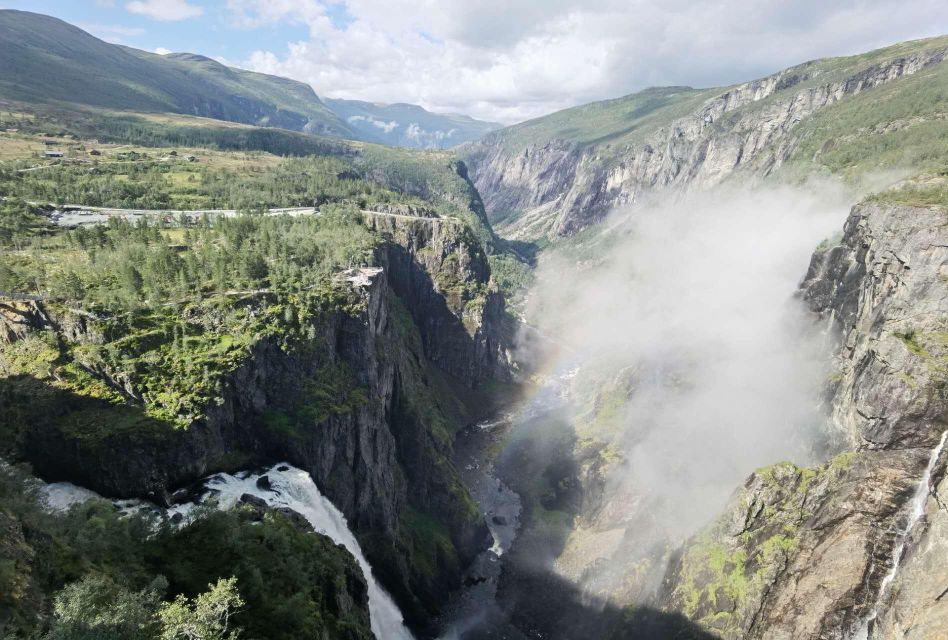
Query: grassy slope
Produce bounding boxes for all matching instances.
[481,86,714,151]
[865,169,948,207]
[780,54,948,179]
[0,10,353,137]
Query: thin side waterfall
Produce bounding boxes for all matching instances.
[184,464,415,640]
[852,429,948,639]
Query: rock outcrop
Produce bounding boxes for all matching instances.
[464,45,948,239]
[657,198,948,639]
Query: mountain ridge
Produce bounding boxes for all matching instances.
[325,97,501,149]
[0,9,499,150]
[463,34,948,240]
[0,9,356,137]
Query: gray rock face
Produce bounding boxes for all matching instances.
[802,201,948,450]
[657,199,948,639]
[465,49,947,239]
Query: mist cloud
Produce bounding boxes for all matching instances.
[529,184,850,552]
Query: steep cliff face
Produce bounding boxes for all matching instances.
[0,217,511,629]
[657,196,948,639]
[464,40,948,240]
[367,215,510,386]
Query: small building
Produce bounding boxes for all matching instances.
[89,149,101,156]
[44,150,64,158]
[43,139,57,146]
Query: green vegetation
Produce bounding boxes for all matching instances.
[359,145,497,246]
[152,507,372,640]
[0,206,380,430]
[486,253,534,312]
[0,100,509,438]
[157,576,243,640]
[0,464,373,639]
[667,453,859,636]
[477,86,715,151]
[263,360,368,438]
[400,507,460,586]
[865,170,948,208]
[888,327,948,388]
[896,328,929,357]
[41,574,242,640]
[43,574,168,640]
[1,206,377,307]
[783,54,948,181]
[0,103,499,248]
[0,123,444,213]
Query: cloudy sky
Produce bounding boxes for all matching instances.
[4,0,948,123]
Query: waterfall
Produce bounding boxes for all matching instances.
[37,464,414,640]
[852,429,948,639]
[180,464,415,640]
[41,481,101,511]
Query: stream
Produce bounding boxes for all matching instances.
[437,364,580,639]
[852,429,948,639]
[437,414,524,640]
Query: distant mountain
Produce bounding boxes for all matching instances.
[0,10,500,150]
[464,35,948,240]
[325,98,500,149]
[0,10,355,138]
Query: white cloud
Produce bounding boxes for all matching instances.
[79,23,146,44]
[232,0,948,123]
[126,0,204,21]
[347,115,400,133]
[154,47,173,55]
[370,119,399,133]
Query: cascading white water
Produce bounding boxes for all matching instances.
[852,429,948,639]
[186,464,415,640]
[35,464,414,640]
[41,481,101,511]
